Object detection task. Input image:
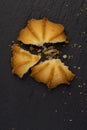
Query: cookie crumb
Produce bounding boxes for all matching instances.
[68,92,72,96]
[78,45,82,48]
[38,53,42,56]
[65,4,68,7]
[81,110,84,113]
[78,85,83,88]
[54,109,58,112]
[85,99,87,101]
[41,93,46,97]
[63,44,66,47]
[47,9,50,11]
[73,66,77,68]
[73,43,77,47]
[8,44,11,47]
[68,55,73,59]
[29,46,34,51]
[80,92,83,95]
[12,128,15,130]
[62,90,65,94]
[37,49,42,53]
[77,67,80,70]
[12,41,15,43]
[65,40,69,43]
[63,54,67,59]
[69,119,73,122]
[82,32,85,34]
[78,85,81,88]
[64,102,67,105]
[83,83,86,86]
[80,9,84,12]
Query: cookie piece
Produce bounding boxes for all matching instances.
[30,59,75,88]
[11,44,41,78]
[17,18,67,46]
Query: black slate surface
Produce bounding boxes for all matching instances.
[0,0,87,130]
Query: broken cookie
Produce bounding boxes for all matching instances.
[11,44,41,78]
[17,18,67,46]
[30,59,75,89]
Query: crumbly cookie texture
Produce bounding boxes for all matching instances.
[30,59,75,89]
[17,17,67,46]
[11,44,41,78]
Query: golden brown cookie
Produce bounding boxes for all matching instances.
[30,59,75,88]
[11,44,41,78]
[17,18,67,46]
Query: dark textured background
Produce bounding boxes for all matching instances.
[0,0,87,130]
